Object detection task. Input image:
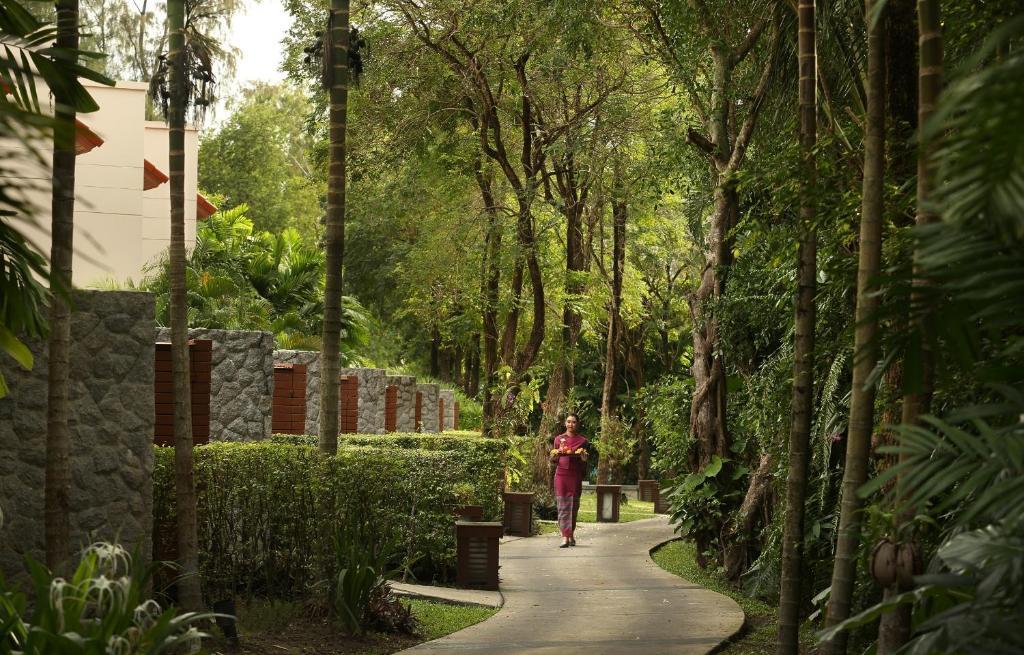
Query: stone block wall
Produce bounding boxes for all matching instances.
[0,291,155,581]
[417,383,440,433]
[387,375,418,432]
[439,389,456,432]
[157,328,274,442]
[342,367,386,434]
[273,350,321,435]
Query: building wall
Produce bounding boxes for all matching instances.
[274,350,321,436]
[157,328,273,441]
[387,375,418,432]
[142,121,199,274]
[0,291,155,583]
[417,383,440,433]
[5,80,200,286]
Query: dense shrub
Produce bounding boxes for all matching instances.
[153,439,507,600]
[270,431,493,453]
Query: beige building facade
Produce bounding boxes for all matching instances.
[9,79,206,286]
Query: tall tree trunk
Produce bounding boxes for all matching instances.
[879,4,943,651]
[598,193,626,484]
[45,0,79,576]
[319,0,349,455]
[777,0,817,649]
[167,0,202,612]
[822,4,887,652]
[477,163,501,435]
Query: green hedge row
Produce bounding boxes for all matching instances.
[270,431,490,452]
[153,439,507,600]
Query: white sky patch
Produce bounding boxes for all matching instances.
[209,0,294,127]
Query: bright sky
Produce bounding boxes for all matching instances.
[211,0,294,125]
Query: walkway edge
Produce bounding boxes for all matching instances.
[391,581,504,609]
[648,536,748,654]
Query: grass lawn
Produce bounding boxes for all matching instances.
[206,595,497,654]
[651,540,814,655]
[537,491,660,534]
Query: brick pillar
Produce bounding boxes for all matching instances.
[438,397,446,432]
[339,374,359,434]
[385,384,398,432]
[454,401,460,430]
[415,392,423,432]
[272,363,307,434]
[154,339,211,446]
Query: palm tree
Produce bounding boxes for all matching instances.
[777,0,817,650]
[43,0,81,576]
[822,2,887,652]
[319,0,350,455]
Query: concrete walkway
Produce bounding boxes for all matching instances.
[399,517,745,654]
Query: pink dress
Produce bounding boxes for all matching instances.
[552,432,587,537]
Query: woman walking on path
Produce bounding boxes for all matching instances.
[550,413,589,548]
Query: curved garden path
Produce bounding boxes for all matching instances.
[400,517,745,655]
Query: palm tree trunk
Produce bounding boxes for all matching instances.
[319,0,350,455]
[822,4,887,652]
[167,0,202,613]
[777,0,817,650]
[598,193,626,484]
[877,4,944,651]
[45,0,79,576]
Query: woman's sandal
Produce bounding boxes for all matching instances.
[569,538,576,547]
[559,542,571,548]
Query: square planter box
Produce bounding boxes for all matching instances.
[596,484,622,523]
[654,486,670,514]
[638,479,660,503]
[456,521,503,590]
[502,491,534,537]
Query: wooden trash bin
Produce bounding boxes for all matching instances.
[638,479,660,503]
[502,491,534,537]
[454,504,484,522]
[456,521,503,590]
[596,484,622,523]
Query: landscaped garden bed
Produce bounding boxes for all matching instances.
[205,598,496,654]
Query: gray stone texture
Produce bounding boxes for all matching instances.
[273,350,321,435]
[387,375,418,432]
[417,383,440,433]
[439,389,457,431]
[342,367,387,434]
[0,290,155,582]
[157,328,274,441]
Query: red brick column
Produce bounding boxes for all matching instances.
[339,374,359,434]
[415,391,423,432]
[154,339,211,446]
[438,397,446,432]
[384,384,398,432]
[272,363,307,434]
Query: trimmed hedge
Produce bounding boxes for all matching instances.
[269,431,491,452]
[153,439,507,599]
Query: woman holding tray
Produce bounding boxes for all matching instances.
[550,412,589,548]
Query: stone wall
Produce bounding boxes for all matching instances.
[0,291,155,581]
[417,383,440,433]
[157,328,274,442]
[342,367,386,434]
[274,350,321,435]
[439,389,457,432]
[387,375,418,432]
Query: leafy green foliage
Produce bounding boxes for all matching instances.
[0,543,211,654]
[152,439,508,597]
[199,83,323,236]
[141,205,369,355]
